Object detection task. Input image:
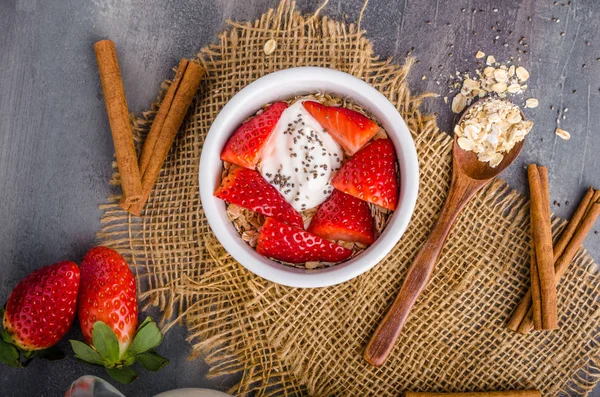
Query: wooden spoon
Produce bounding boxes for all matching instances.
[364,99,526,367]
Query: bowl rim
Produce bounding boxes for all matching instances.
[199,67,419,288]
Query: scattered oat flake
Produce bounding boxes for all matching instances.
[486,55,496,65]
[525,98,539,108]
[516,66,529,82]
[475,51,485,59]
[494,69,508,83]
[447,57,531,120]
[491,82,507,93]
[507,83,521,93]
[264,39,277,55]
[555,128,570,140]
[451,93,467,113]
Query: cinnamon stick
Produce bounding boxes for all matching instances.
[119,60,204,215]
[516,305,535,334]
[552,187,594,261]
[529,235,542,329]
[508,187,600,334]
[94,40,143,204]
[505,285,532,332]
[516,194,600,333]
[404,391,541,397]
[528,164,558,330]
[137,59,189,175]
[506,218,539,332]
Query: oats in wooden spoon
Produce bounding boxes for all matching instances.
[454,100,533,167]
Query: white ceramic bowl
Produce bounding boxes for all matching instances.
[199,67,419,288]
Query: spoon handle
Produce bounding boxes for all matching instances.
[364,172,485,367]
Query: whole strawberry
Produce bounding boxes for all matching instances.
[71,246,167,384]
[0,261,80,367]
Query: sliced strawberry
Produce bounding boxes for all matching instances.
[220,102,288,169]
[215,167,303,228]
[303,101,380,155]
[331,139,398,210]
[308,190,374,245]
[257,217,353,263]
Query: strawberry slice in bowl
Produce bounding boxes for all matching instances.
[303,100,380,155]
[332,139,399,211]
[308,190,374,245]
[214,167,304,228]
[257,217,353,264]
[220,102,288,169]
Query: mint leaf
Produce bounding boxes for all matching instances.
[0,338,21,368]
[70,340,104,366]
[91,322,119,363]
[135,351,169,372]
[106,366,138,384]
[129,320,162,355]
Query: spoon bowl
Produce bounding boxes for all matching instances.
[364,98,528,366]
[453,136,524,180]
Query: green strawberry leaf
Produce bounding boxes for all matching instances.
[0,338,21,368]
[21,350,35,367]
[137,316,153,331]
[122,353,136,366]
[106,366,138,384]
[135,351,169,372]
[92,322,120,363]
[0,329,11,345]
[36,345,65,361]
[70,340,104,366]
[129,319,163,355]
[0,311,12,345]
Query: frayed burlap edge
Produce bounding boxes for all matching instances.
[97,1,600,396]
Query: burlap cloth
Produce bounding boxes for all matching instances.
[98,1,600,395]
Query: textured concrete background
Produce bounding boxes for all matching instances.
[1,0,599,395]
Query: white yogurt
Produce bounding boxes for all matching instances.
[258,100,344,211]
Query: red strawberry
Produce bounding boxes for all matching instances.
[308,190,374,245]
[73,247,168,384]
[303,101,380,155]
[221,102,288,169]
[257,217,353,263]
[331,139,398,210]
[3,261,79,351]
[215,167,303,228]
[0,261,79,367]
[78,247,138,353]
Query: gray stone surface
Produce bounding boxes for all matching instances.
[0,0,599,395]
